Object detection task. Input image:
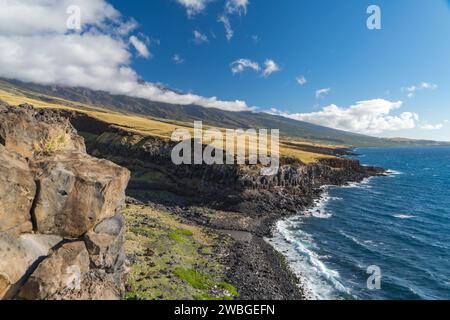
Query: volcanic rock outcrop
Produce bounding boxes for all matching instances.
[0,104,130,300]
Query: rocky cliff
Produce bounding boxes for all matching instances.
[0,106,384,300]
[0,105,130,300]
[83,128,384,234]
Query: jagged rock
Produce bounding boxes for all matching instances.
[0,145,35,234]
[84,214,126,271]
[18,241,90,300]
[0,104,86,158]
[0,233,62,299]
[31,152,130,238]
[0,104,130,300]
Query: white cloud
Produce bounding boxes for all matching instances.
[0,0,251,112]
[420,123,444,130]
[218,0,250,41]
[251,35,260,43]
[193,30,209,44]
[225,0,249,15]
[176,0,209,17]
[296,76,307,86]
[263,59,280,77]
[403,82,438,98]
[231,59,260,74]
[218,15,233,41]
[129,35,150,58]
[315,88,330,98]
[173,54,184,64]
[277,99,418,135]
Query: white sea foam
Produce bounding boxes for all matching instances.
[339,231,377,251]
[342,178,373,189]
[393,214,416,219]
[266,219,352,300]
[386,169,403,176]
[265,175,378,300]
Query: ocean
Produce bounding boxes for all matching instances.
[267,146,450,300]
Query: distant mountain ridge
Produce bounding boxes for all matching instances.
[0,78,448,148]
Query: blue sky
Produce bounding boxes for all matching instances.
[106,0,450,140]
[1,0,449,140]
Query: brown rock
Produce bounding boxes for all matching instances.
[0,145,35,234]
[31,152,130,238]
[0,104,86,158]
[0,233,62,299]
[18,241,90,300]
[84,214,126,271]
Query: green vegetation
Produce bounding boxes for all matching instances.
[123,204,238,300]
[174,268,212,290]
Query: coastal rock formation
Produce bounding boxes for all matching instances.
[0,104,85,158]
[18,241,90,300]
[31,152,130,238]
[0,104,130,300]
[0,145,36,234]
[0,233,62,299]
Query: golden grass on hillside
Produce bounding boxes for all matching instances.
[0,89,337,164]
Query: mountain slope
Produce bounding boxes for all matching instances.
[0,78,448,147]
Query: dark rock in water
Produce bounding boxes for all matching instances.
[0,104,130,300]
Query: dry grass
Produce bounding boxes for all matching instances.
[0,89,338,164]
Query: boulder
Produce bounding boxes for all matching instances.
[0,104,86,158]
[84,214,126,271]
[0,145,35,234]
[31,152,130,238]
[18,241,90,300]
[0,233,62,299]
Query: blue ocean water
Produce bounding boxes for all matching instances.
[268,147,450,300]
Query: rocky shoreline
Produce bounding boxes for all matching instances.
[69,111,385,300]
[0,105,386,300]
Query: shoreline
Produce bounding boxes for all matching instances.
[57,111,387,300]
[263,164,390,300]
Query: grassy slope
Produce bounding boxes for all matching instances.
[0,78,400,147]
[123,204,237,300]
[0,87,336,164]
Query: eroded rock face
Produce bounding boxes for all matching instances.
[31,152,130,238]
[0,105,130,300]
[0,233,62,299]
[18,241,90,300]
[0,104,86,158]
[84,214,126,271]
[0,145,35,234]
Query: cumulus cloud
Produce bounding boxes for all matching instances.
[315,88,330,98]
[218,15,233,41]
[230,59,260,74]
[0,0,251,112]
[193,30,209,44]
[403,82,438,98]
[277,99,418,134]
[176,0,209,17]
[129,35,150,58]
[263,59,280,77]
[296,76,307,86]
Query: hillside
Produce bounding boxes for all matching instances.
[1,78,447,148]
